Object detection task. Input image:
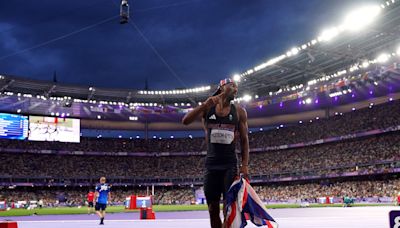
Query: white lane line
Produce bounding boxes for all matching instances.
[14,215,384,223]
[16,219,210,223]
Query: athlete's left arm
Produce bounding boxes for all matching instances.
[237,105,249,178]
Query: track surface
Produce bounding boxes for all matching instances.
[1,206,397,227]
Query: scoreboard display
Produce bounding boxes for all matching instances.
[28,116,80,143]
[0,201,6,210]
[0,113,28,140]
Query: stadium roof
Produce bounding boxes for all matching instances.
[237,2,400,96]
[0,1,399,104]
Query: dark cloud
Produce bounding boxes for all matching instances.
[0,0,380,90]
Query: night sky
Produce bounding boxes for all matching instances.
[0,0,378,90]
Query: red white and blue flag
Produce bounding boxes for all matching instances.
[225,177,278,228]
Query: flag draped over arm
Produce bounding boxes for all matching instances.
[225,178,278,228]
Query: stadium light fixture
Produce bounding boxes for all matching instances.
[318,27,339,42]
[233,74,241,82]
[342,5,381,31]
[290,47,299,55]
[377,53,390,63]
[243,95,252,102]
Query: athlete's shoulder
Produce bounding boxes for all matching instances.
[95,184,101,191]
[234,104,247,118]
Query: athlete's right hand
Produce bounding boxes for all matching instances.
[203,93,224,109]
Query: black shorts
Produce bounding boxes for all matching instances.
[95,203,107,211]
[88,202,94,207]
[204,167,238,203]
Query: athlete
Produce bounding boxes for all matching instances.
[182,78,249,228]
[94,177,111,225]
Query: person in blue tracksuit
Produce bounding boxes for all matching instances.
[95,177,111,225]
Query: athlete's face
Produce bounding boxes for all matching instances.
[222,82,238,101]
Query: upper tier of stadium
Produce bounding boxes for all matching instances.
[0,1,399,130]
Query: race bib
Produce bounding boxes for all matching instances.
[210,129,234,144]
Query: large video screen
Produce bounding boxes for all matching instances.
[28,116,80,143]
[0,113,28,140]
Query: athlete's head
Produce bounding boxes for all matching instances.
[100,177,106,184]
[213,78,238,101]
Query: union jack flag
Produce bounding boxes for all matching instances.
[225,177,278,228]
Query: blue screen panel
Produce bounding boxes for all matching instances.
[0,113,28,140]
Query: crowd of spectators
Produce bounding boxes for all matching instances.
[250,133,400,176]
[254,179,400,203]
[248,98,400,148]
[0,99,398,153]
[1,179,399,206]
[0,98,399,206]
[0,132,399,179]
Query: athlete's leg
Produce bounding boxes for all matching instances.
[208,201,222,228]
[204,169,224,228]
